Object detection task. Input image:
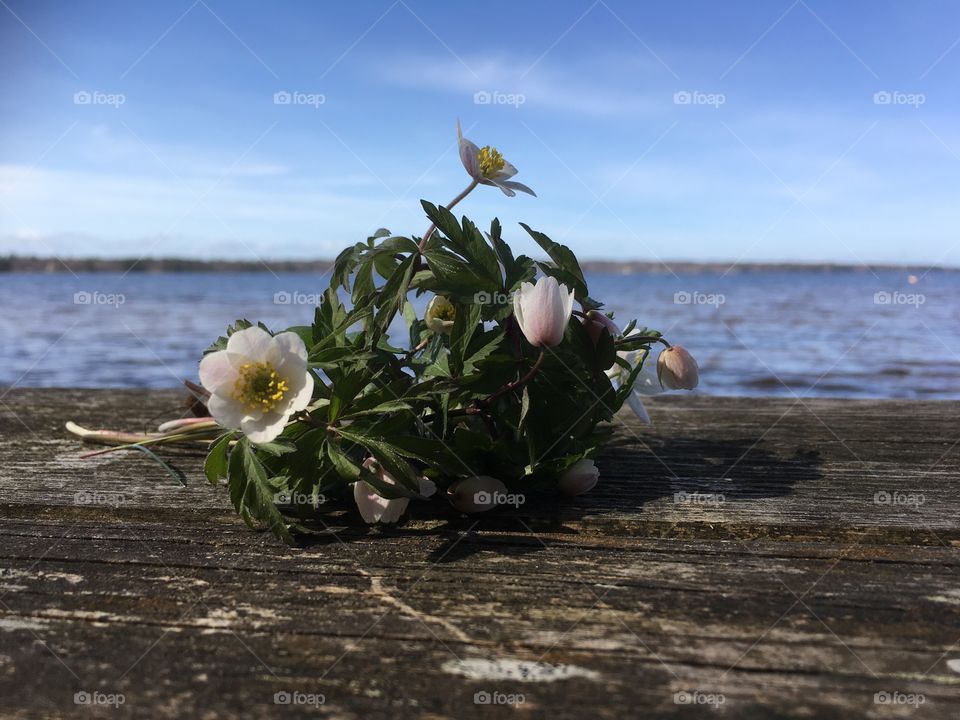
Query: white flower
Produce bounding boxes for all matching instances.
[198,326,314,444]
[513,276,574,348]
[457,120,536,197]
[425,295,456,334]
[558,459,599,496]
[354,458,436,524]
[607,345,662,425]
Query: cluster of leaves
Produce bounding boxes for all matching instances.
[205,202,660,543]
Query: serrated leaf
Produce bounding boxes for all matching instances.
[204,432,234,485]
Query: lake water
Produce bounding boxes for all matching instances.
[1,270,956,398]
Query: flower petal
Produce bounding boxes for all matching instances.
[226,326,278,365]
[273,331,308,363]
[353,480,409,524]
[240,411,286,444]
[626,392,651,424]
[206,393,246,430]
[285,372,314,413]
[497,160,518,179]
[497,179,537,197]
[457,120,481,179]
[199,350,239,394]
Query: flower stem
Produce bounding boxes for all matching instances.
[616,335,671,349]
[419,179,479,250]
[481,350,545,406]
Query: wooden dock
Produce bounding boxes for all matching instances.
[1,389,958,718]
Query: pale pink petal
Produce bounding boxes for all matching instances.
[285,373,314,412]
[199,350,238,394]
[206,393,246,430]
[273,331,309,362]
[240,412,286,444]
[626,392,651,424]
[227,326,280,367]
[353,479,409,524]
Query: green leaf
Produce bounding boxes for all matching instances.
[204,432,234,485]
[336,427,421,493]
[228,439,294,545]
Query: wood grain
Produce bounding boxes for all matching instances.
[0,389,957,718]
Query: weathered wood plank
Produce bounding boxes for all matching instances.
[0,389,957,718]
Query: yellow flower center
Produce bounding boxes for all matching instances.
[477,145,505,179]
[233,361,289,413]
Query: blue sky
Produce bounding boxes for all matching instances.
[1,0,959,265]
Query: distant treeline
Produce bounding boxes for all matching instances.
[0,255,952,275]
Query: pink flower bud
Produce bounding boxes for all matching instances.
[656,345,699,390]
[513,276,574,347]
[558,459,599,496]
[447,475,508,514]
[353,457,435,524]
[582,310,620,345]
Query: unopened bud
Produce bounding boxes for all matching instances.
[558,458,599,496]
[425,296,456,334]
[447,475,507,513]
[656,345,699,390]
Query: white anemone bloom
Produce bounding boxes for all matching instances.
[198,326,314,444]
[513,276,575,348]
[607,345,663,425]
[457,120,536,197]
